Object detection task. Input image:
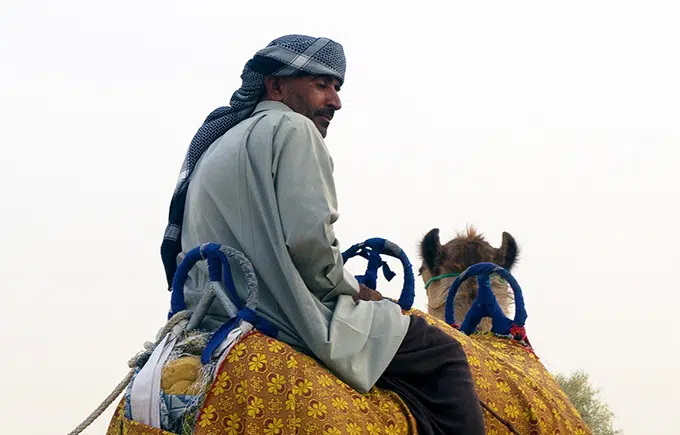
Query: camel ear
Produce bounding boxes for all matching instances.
[496,232,519,270]
[420,228,441,271]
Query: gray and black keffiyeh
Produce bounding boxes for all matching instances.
[160,34,347,288]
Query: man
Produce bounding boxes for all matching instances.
[160,34,485,434]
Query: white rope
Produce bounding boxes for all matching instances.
[66,369,135,435]
[66,311,191,435]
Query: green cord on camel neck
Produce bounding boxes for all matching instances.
[424,272,461,289]
[424,272,506,289]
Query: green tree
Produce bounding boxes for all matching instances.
[554,370,622,435]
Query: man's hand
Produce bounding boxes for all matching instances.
[353,283,384,302]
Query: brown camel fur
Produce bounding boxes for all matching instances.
[418,226,520,332]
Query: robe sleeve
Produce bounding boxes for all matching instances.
[272,114,360,302]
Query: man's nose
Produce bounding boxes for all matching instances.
[327,88,342,110]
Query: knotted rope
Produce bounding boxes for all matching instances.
[66,310,191,435]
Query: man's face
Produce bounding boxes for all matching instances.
[271,75,342,138]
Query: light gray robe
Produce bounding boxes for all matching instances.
[179,100,410,393]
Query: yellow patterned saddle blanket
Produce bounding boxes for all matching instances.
[107,309,590,435]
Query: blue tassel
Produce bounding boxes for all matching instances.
[381,261,396,281]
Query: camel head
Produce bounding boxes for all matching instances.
[418,226,519,332]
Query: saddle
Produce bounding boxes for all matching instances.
[74,238,591,435]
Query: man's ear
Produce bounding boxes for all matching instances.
[263,76,284,101]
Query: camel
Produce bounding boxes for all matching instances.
[418,226,519,330]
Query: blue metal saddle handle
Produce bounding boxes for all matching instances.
[342,237,416,311]
[444,262,528,336]
[169,242,259,317]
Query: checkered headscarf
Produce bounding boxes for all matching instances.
[160,35,347,288]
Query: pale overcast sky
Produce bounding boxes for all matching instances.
[1,1,678,434]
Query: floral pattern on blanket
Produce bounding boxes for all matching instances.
[191,331,417,435]
[107,308,590,435]
[411,309,591,435]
